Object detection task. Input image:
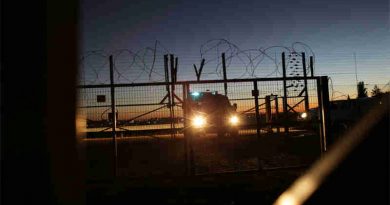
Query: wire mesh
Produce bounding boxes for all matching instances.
[77,77,324,178]
[186,79,322,175]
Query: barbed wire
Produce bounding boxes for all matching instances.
[79,39,389,99]
[197,39,318,80]
[78,40,170,85]
[79,39,318,85]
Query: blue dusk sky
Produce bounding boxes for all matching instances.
[80,0,389,99]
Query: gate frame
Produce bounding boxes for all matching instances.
[77,76,331,176]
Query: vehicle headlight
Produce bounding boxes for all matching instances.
[229,115,239,125]
[300,112,308,119]
[192,115,206,128]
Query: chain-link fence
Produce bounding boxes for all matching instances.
[78,77,329,179]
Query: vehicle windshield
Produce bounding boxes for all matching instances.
[192,93,232,114]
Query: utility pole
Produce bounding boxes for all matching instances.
[353,52,358,85]
[354,52,358,84]
[354,52,359,97]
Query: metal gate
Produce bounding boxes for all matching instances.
[77,77,330,179]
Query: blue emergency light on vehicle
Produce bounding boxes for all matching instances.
[190,91,203,101]
[191,92,200,97]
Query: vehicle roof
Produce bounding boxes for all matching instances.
[191,92,229,102]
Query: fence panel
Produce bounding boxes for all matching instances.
[186,79,322,175]
[114,85,186,177]
[77,77,325,179]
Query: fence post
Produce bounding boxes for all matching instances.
[183,83,188,175]
[316,78,324,155]
[317,76,331,155]
[265,95,272,133]
[282,52,289,133]
[109,55,118,177]
[310,56,314,77]
[164,55,174,139]
[183,83,194,175]
[222,53,228,96]
[302,53,310,112]
[170,54,176,138]
[253,80,264,172]
[320,76,331,151]
[253,81,260,139]
[274,96,280,133]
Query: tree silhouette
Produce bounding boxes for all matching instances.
[371,85,383,97]
[357,81,367,98]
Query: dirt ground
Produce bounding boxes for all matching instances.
[82,131,321,204]
[82,130,321,180]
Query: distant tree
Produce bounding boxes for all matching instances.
[357,81,368,98]
[371,85,383,97]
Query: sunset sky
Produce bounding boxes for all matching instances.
[80,0,389,100]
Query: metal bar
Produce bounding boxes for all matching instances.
[287,98,305,113]
[310,56,314,77]
[98,127,111,133]
[199,59,205,81]
[170,54,175,86]
[253,81,261,139]
[230,97,260,101]
[183,83,194,175]
[298,89,305,97]
[173,93,183,104]
[177,77,320,84]
[287,104,299,113]
[317,78,325,155]
[282,52,289,133]
[302,52,310,112]
[170,55,176,138]
[222,53,228,96]
[78,102,169,109]
[126,105,167,122]
[164,55,169,91]
[182,83,189,175]
[265,95,271,123]
[181,84,188,173]
[159,94,169,104]
[230,96,304,102]
[76,76,322,88]
[193,64,199,81]
[172,55,177,138]
[164,54,173,139]
[79,102,170,109]
[165,55,173,139]
[275,97,280,133]
[109,55,118,177]
[174,57,178,82]
[240,102,266,114]
[116,127,132,132]
[320,76,331,151]
[253,80,264,172]
[265,95,272,133]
